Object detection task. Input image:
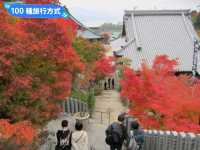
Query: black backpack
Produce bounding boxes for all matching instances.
[55,130,72,150]
[105,122,124,145]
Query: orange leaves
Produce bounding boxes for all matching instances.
[120,55,200,132]
[94,56,115,79]
[0,120,14,139]
[14,76,33,88]
[0,1,92,149]
[14,122,36,145]
[51,71,72,100]
[0,1,85,147]
[0,0,82,122]
[0,120,36,145]
[153,55,177,76]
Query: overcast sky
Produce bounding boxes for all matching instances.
[60,0,200,26]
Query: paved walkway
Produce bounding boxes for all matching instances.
[86,90,127,150]
[40,90,126,150]
[40,115,76,150]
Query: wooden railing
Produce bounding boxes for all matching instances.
[40,98,89,150]
[142,130,200,150]
[92,110,111,124]
[62,97,88,114]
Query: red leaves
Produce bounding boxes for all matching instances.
[0,120,36,145]
[94,56,115,79]
[120,55,200,133]
[120,67,143,101]
[0,0,84,146]
[153,55,177,76]
[51,71,72,100]
[0,120,14,139]
[14,76,33,88]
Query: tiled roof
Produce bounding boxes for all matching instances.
[66,7,102,40]
[115,10,199,72]
[110,37,127,51]
[77,29,102,39]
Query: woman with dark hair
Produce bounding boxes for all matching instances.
[55,120,72,150]
[71,122,89,150]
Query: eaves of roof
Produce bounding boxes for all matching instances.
[64,7,102,39]
[124,9,191,16]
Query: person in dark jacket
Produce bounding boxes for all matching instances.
[118,112,135,141]
[108,78,111,89]
[105,115,126,150]
[104,82,107,90]
[130,121,144,150]
[112,78,115,89]
[55,120,72,150]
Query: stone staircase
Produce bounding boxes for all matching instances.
[40,90,200,150]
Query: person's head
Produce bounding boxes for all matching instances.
[61,120,68,128]
[118,112,127,122]
[75,121,83,131]
[131,121,139,130]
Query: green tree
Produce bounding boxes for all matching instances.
[73,37,105,63]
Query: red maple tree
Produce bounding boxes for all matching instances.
[120,55,200,133]
[0,120,36,144]
[72,37,115,88]
[94,56,115,80]
[0,0,84,147]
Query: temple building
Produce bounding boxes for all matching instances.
[113,10,200,75]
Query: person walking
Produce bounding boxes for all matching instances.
[105,115,126,150]
[108,78,111,89]
[71,122,89,150]
[55,120,72,150]
[104,82,107,90]
[129,121,144,150]
[112,78,115,89]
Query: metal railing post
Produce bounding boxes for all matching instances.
[101,112,103,124]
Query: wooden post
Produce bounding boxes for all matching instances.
[101,112,103,124]
[108,111,111,124]
[62,101,65,114]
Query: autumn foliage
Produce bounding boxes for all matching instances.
[120,55,200,133]
[73,37,115,88]
[0,0,85,147]
[0,0,115,147]
[0,120,36,145]
[94,56,115,79]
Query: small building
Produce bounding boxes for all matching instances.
[76,28,103,42]
[67,9,103,42]
[114,10,200,75]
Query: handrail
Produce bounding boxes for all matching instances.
[142,130,200,150]
[93,110,111,124]
[62,97,89,114]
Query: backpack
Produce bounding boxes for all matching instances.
[105,122,124,145]
[56,130,72,150]
[127,130,139,150]
[123,115,135,140]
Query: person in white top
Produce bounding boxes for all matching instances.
[71,122,89,150]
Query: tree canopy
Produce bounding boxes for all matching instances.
[0,0,84,147]
[0,0,115,148]
[120,55,200,133]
